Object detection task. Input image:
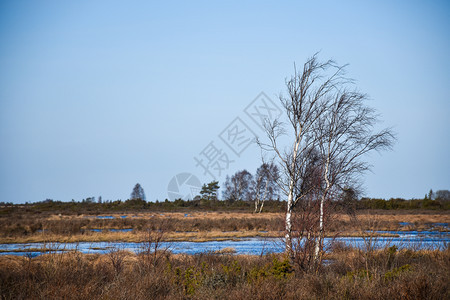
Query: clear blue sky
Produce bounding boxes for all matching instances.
[1,0,449,204]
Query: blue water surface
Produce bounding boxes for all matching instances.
[1,230,448,257]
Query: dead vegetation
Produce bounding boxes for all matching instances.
[0,245,448,299]
[0,210,448,243]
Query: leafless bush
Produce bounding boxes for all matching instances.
[0,248,448,299]
[138,220,171,270]
[290,195,338,274]
[106,246,128,275]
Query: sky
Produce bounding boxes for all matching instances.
[0,0,449,204]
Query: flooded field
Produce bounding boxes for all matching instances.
[1,230,448,257]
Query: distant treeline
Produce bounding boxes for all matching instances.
[358,197,448,210]
[1,195,449,213]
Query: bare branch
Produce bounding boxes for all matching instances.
[257,53,395,259]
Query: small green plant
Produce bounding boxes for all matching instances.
[346,268,373,281]
[184,267,199,295]
[221,260,242,285]
[248,256,293,282]
[248,265,268,282]
[269,257,293,279]
[384,264,411,281]
[174,267,202,296]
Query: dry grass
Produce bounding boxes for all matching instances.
[0,246,448,299]
[0,210,448,243]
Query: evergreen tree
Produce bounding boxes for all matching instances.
[130,183,146,201]
[200,181,220,201]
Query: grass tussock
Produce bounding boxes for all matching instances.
[0,246,448,299]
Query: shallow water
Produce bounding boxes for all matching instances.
[95,216,115,219]
[399,222,413,226]
[90,229,133,232]
[1,230,448,257]
[374,230,449,236]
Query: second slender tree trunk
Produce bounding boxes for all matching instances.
[314,194,324,260]
[315,157,330,262]
[259,180,269,213]
[285,179,295,255]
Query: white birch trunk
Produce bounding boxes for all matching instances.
[285,179,294,254]
[286,134,300,254]
[259,179,269,213]
[258,200,265,213]
[314,194,324,260]
[315,156,330,261]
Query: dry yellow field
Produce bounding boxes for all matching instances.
[0,210,447,243]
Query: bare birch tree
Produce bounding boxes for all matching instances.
[312,87,395,261]
[222,170,253,202]
[258,54,344,254]
[253,162,279,213]
[258,53,395,258]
